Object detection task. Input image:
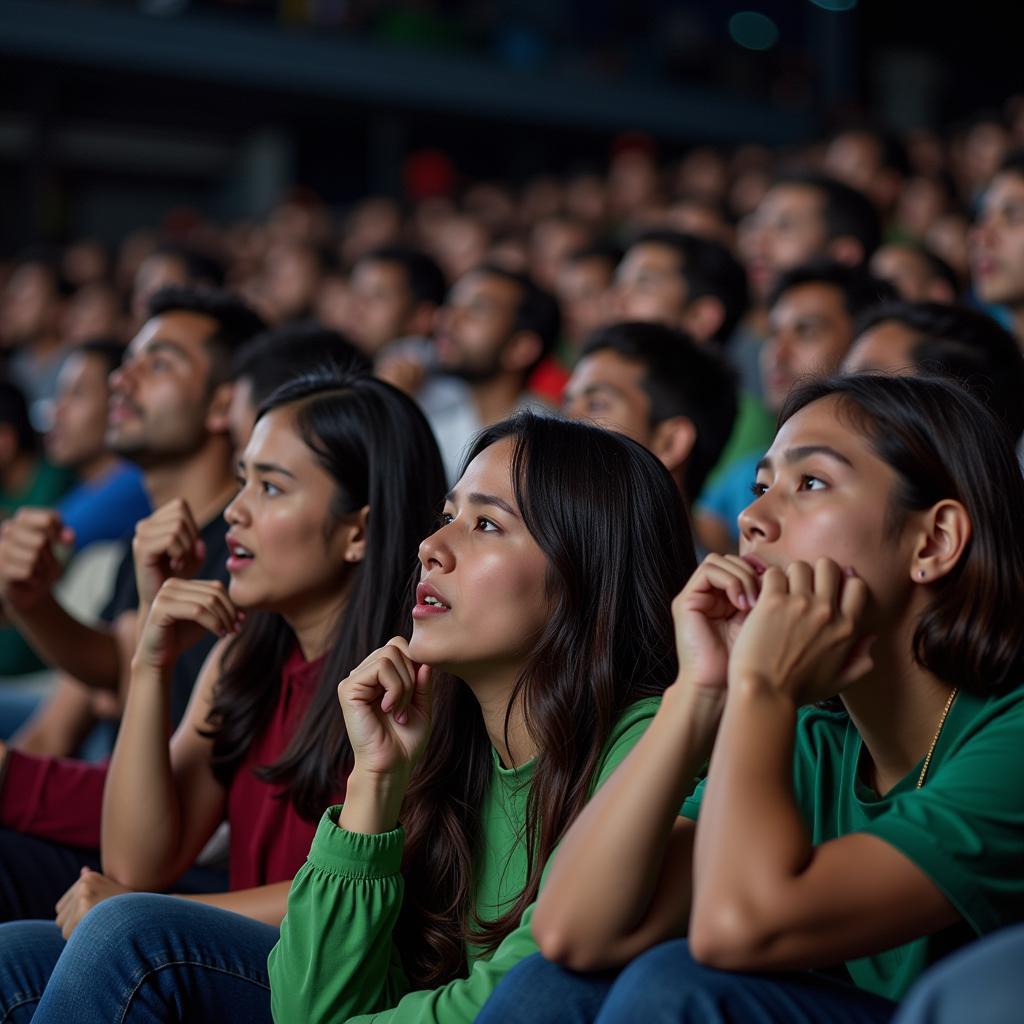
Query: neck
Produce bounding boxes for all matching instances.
[282,586,350,662]
[1,453,37,497]
[142,436,236,525]
[470,373,528,428]
[840,612,955,795]
[76,451,120,485]
[25,330,63,359]
[463,665,535,768]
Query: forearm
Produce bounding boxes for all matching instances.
[690,673,808,954]
[269,811,408,1022]
[532,685,720,963]
[6,593,120,690]
[338,767,410,834]
[183,881,292,928]
[101,658,182,887]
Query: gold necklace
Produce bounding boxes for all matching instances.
[916,688,959,789]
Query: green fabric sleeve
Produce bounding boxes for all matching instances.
[268,807,410,1023]
[343,905,542,1024]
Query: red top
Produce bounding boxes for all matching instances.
[227,645,342,889]
[528,356,571,405]
[0,645,344,890]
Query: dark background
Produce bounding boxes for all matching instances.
[0,0,1015,252]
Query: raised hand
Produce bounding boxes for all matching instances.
[54,866,131,940]
[728,558,874,706]
[132,499,207,610]
[337,637,433,780]
[671,554,764,693]
[135,578,243,671]
[0,508,74,611]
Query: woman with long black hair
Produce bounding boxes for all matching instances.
[479,373,1024,1024]
[0,370,447,1022]
[267,412,698,1022]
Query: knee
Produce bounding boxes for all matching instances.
[600,940,727,1022]
[479,953,602,1024]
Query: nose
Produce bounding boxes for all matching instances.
[418,520,453,573]
[109,358,135,393]
[738,489,780,546]
[224,485,250,527]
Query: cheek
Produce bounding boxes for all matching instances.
[779,505,884,577]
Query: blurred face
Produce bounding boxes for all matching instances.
[843,321,919,375]
[347,259,418,354]
[107,311,218,465]
[435,271,520,380]
[224,406,352,614]
[761,283,854,413]
[557,256,614,347]
[263,243,320,322]
[563,351,653,446]
[131,253,188,327]
[46,352,112,469]
[409,438,551,679]
[228,376,257,453]
[614,243,688,326]
[739,396,913,627]
[745,185,829,300]
[869,244,933,301]
[1,263,59,345]
[970,171,1024,308]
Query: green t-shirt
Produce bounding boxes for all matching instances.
[269,695,661,1023]
[701,391,776,490]
[681,686,1024,1001]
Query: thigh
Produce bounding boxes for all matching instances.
[476,952,618,1024]
[0,920,66,1023]
[0,829,100,922]
[33,892,280,1024]
[894,926,1024,1024]
[595,939,896,1024]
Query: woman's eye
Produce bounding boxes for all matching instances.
[800,474,826,491]
[261,480,282,496]
[438,511,454,527]
[476,517,499,532]
[750,480,768,497]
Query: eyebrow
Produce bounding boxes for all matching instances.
[141,339,195,362]
[444,490,521,518]
[237,458,297,480]
[756,445,854,474]
[567,382,626,402]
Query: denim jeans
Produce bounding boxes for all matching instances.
[893,924,1024,1024]
[477,941,897,1024]
[0,893,278,1023]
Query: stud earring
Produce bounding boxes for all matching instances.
[919,570,926,579]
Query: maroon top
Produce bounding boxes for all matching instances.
[227,645,342,889]
[0,645,344,890]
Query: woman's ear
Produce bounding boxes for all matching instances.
[341,505,371,564]
[910,499,972,585]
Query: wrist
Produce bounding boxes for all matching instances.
[728,670,798,711]
[339,766,410,835]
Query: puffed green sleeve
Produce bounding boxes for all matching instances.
[342,903,543,1024]
[268,806,410,1023]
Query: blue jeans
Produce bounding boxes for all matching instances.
[893,925,1024,1024]
[477,941,897,1024]
[0,893,278,1023]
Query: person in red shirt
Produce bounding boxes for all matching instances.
[0,370,446,1020]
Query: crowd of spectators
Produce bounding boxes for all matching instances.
[1,95,1024,1022]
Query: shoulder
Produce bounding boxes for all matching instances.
[594,697,662,786]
